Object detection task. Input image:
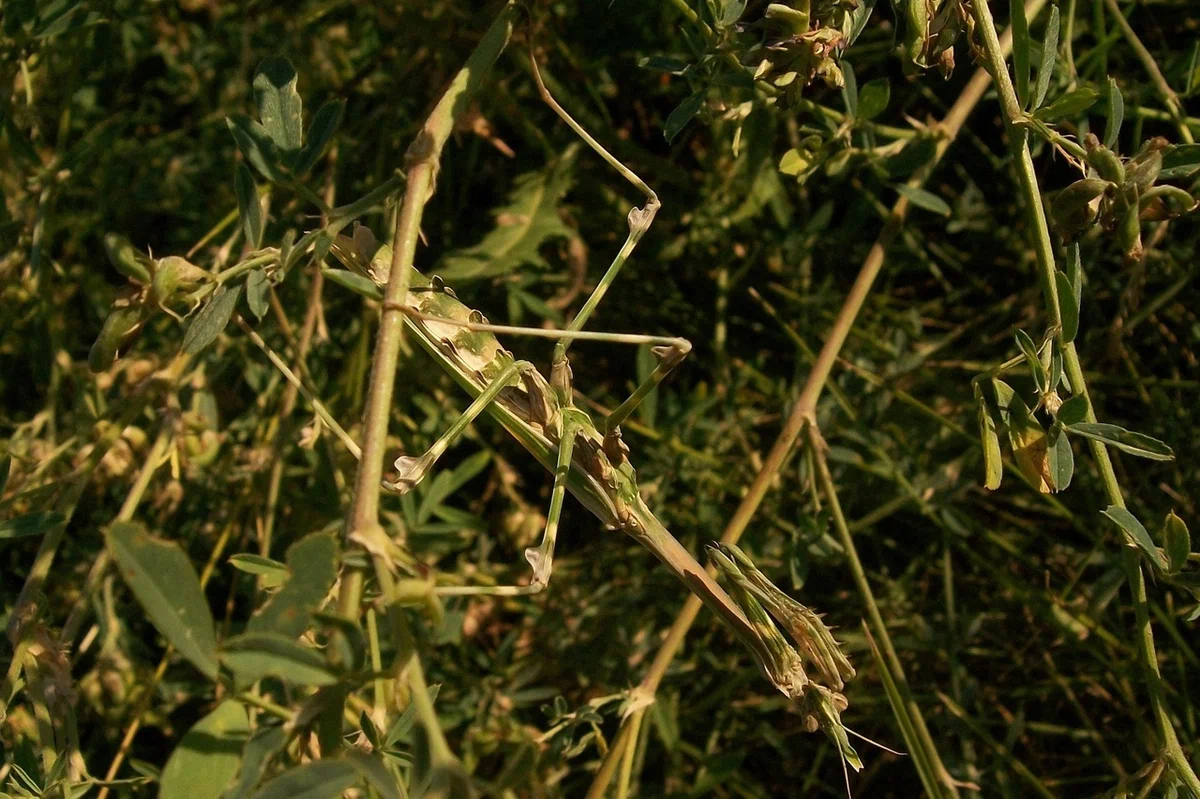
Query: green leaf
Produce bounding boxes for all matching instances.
[226,115,288,184]
[1033,87,1099,122]
[235,164,263,250]
[846,0,878,46]
[437,145,578,282]
[1102,506,1167,570]
[976,387,1003,490]
[1055,270,1079,342]
[0,511,64,540]
[1046,423,1073,492]
[1056,394,1089,425]
[321,268,383,301]
[228,553,289,589]
[841,61,858,117]
[1163,512,1190,576]
[1014,329,1047,393]
[248,530,338,639]
[1103,76,1123,150]
[779,148,810,176]
[253,57,303,157]
[246,268,270,321]
[1159,144,1200,180]
[857,78,890,120]
[0,454,8,495]
[221,632,338,687]
[344,751,401,799]
[107,521,219,679]
[663,90,705,144]
[1011,0,1031,108]
[895,184,951,216]
[293,99,345,176]
[160,701,249,799]
[1032,6,1059,110]
[222,725,287,799]
[183,285,243,356]
[638,56,690,75]
[250,760,358,799]
[1064,422,1174,461]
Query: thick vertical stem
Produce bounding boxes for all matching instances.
[338,2,520,621]
[968,0,1200,792]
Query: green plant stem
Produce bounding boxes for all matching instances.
[332,0,520,778]
[1101,0,1194,144]
[812,426,954,798]
[968,0,1200,793]
[338,0,520,622]
[585,5,1047,792]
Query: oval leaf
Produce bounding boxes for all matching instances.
[160,700,249,799]
[1055,270,1079,342]
[1102,506,1166,570]
[1032,6,1060,110]
[1104,76,1123,150]
[253,57,303,156]
[221,631,338,687]
[1065,422,1174,461]
[294,99,345,177]
[247,530,338,639]
[235,164,263,251]
[1014,329,1047,393]
[246,268,270,321]
[1160,143,1200,180]
[1046,424,1074,492]
[664,90,704,144]
[183,285,243,356]
[976,388,1003,490]
[857,78,890,120]
[228,553,289,589]
[107,521,219,678]
[895,184,951,216]
[1056,394,1089,425]
[1033,86,1099,122]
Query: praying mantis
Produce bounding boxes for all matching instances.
[244,51,871,775]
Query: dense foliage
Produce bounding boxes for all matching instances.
[3,0,1199,797]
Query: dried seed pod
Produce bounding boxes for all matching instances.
[1051,178,1112,240]
[1084,135,1126,185]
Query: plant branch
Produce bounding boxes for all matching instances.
[968,0,1200,792]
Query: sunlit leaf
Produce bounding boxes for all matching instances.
[221,631,338,686]
[1102,506,1167,570]
[235,165,263,250]
[182,285,243,356]
[245,268,270,321]
[160,701,249,799]
[895,184,951,216]
[253,57,303,157]
[1103,76,1123,149]
[1065,422,1174,461]
[1032,6,1059,110]
[228,553,289,589]
[247,530,338,639]
[1033,87,1099,121]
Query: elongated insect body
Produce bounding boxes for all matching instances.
[328,230,640,531]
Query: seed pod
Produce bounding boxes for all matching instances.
[901,0,930,72]
[1051,178,1111,240]
[104,234,152,284]
[1116,202,1143,262]
[1138,185,1198,221]
[1085,138,1126,185]
[88,303,148,373]
[150,255,210,308]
